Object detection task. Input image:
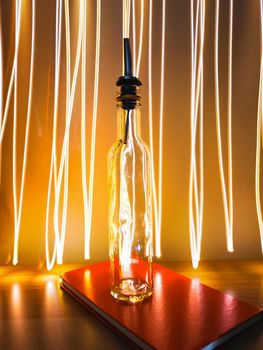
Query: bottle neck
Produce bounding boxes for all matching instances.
[117,106,141,142]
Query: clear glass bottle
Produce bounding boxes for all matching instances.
[108,84,153,303]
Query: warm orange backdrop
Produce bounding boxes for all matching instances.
[0,0,262,266]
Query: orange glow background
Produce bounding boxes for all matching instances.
[0,0,262,266]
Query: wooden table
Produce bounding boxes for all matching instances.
[0,260,262,349]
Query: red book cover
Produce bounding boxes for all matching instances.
[61,262,262,350]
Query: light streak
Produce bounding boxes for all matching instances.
[81,0,88,259]
[148,0,158,256]
[157,0,166,258]
[54,0,71,265]
[132,0,136,73]
[123,0,131,39]
[255,0,263,252]
[228,0,233,252]
[134,110,153,258]
[0,5,2,184]
[148,0,166,257]
[12,0,35,265]
[131,0,145,78]
[119,128,133,267]
[117,110,152,266]
[45,0,63,270]
[53,0,84,265]
[0,0,22,143]
[214,0,234,252]
[115,1,151,267]
[46,0,84,269]
[13,0,19,265]
[83,0,101,259]
[189,0,205,269]
[119,2,133,266]
[46,0,99,268]
[136,0,144,78]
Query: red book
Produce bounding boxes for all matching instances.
[61,262,262,350]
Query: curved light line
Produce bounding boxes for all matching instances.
[123,0,131,39]
[189,0,198,268]
[227,0,234,251]
[119,132,133,267]
[123,0,125,40]
[192,0,200,235]
[85,0,101,259]
[132,0,136,73]
[54,0,71,264]
[189,0,200,246]
[0,6,2,184]
[131,112,136,260]
[197,0,205,261]
[54,0,84,264]
[135,0,144,78]
[194,0,205,262]
[133,110,152,257]
[214,0,233,252]
[81,0,89,259]
[45,0,63,270]
[126,0,131,38]
[0,0,22,143]
[131,0,144,78]
[197,59,204,260]
[256,65,263,251]
[13,0,35,265]
[189,0,205,269]
[12,0,20,265]
[148,0,159,257]
[156,0,166,258]
[255,0,263,252]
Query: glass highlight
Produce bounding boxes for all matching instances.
[108,88,153,303]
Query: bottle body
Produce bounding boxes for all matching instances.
[108,105,153,303]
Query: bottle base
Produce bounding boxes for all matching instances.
[110,278,152,303]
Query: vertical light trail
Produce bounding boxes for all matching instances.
[198,51,204,261]
[0,5,3,184]
[255,0,263,252]
[132,0,136,73]
[123,0,131,79]
[189,0,205,269]
[124,0,131,38]
[125,0,144,77]
[131,0,144,78]
[189,0,196,268]
[122,0,125,39]
[54,0,71,265]
[135,0,144,78]
[81,0,88,259]
[12,0,35,265]
[119,137,133,267]
[148,0,166,257]
[118,1,149,265]
[45,0,62,270]
[148,0,158,256]
[227,0,233,251]
[53,0,83,265]
[12,0,20,265]
[156,0,166,258]
[46,0,84,269]
[197,0,205,261]
[84,0,101,259]
[192,0,200,250]
[0,0,22,143]
[214,0,234,252]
